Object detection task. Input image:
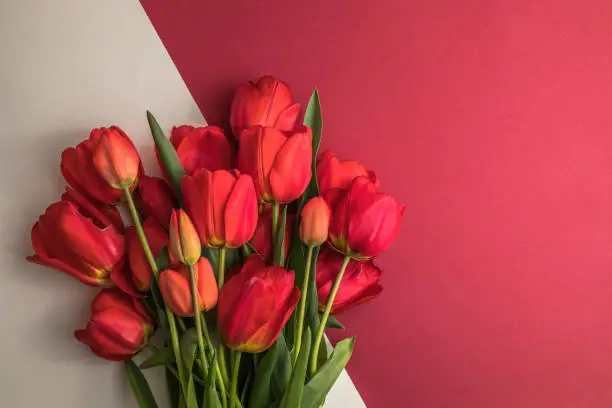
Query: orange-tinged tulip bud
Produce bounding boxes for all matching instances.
[159,258,218,317]
[27,187,126,288]
[316,248,382,314]
[182,169,258,248]
[316,150,378,199]
[230,76,301,139]
[218,256,300,353]
[328,176,404,259]
[300,197,330,247]
[75,289,155,361]
[136,176,176,228]
[127,218,170,292]
[93,127,141,189]
[169,209,201,265]
[238,126,312,204]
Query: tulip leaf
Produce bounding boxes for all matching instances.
[140,346,173,369]
[301,337,355,408]
[273,206,288,267]
[147,111,186,203]
[302,89,322,202]
[270,333,292,401]
[155,246,171,271]
[205,352,223,408]
[179,328,198,371]
[125,360,160,408]
[278,327,311,408]
[249,340,279,408]
[325,315,345,330]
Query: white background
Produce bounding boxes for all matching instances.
[0,0,365,406]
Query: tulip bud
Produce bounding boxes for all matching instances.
[75,289,155,361]
[159,258,218,317]
[93,127,141,189]
[169,209,201,265]
[300,197,330,247]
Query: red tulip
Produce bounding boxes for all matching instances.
[300,197,330,247]
[249,207,295,262]
[136,175,176,228]
[317,150,378,199]
[316,248,383,314]
[126,218,170,292]
[159,258,218,317]
[169,209,201,265]
[166,125,233,175]
[182,169,258,248]
[93,126,141,189]
[75,289,155,361]
[27,189,126,288]
[61,127,139,204]
[328,176,403,259]
[238,126,312,203]
[61,187,124,232]
[218,256,300,352]
[230,76,300,139]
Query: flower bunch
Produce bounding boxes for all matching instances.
[27,76,403,408]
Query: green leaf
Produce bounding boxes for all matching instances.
[278,327,311,408]
[325,315,344,330]
[125,360,160,408]
[270,333,292,401]
[155,246,171,271]
[249,341,279,408]
[302,89,323,202]
[179,328,198,370]
[205,352,223,408]
[202,246,219,273]
[147,111,186,203]
[140,347,173,369]
[301,337,355,408]
[273,206,288,267]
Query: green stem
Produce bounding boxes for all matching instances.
[200,311,228,408]
[229,352,242,408]
[216,247,231,387]
[293,245,314,366]
[310,255,351,376]
[217,246,227,288]
[271,203,280,248]
[188,264,210,382]
[123,188,188,399]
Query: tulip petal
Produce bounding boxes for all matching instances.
[274,103,301,131]
[62,187,124,232]
[332,283,383,314]
[225,174,258,247]
[175,126,233,174]
[195,258,218,311]
[136,176,176,228]
[159,269,194,317]
[110,260,142,297]
[269,127,312,203]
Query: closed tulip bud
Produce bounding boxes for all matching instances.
[316,150,378,198]
[93,127,141,189]
[164,125,233,176]
[61,127,139,204]
[300,197,330,247]
[159,258,218,317]
[230,76,300,139]
[27,188,127,288]
[127,218,170,292]
[75,289,155,361]
[169,209,201,265]
[316,248,383,314]
[238,126,312,204]
[136,176,176,228]
[218,256,300,353]
[328,176,404,259]
[182,169,258,248]
[250,207,295,262]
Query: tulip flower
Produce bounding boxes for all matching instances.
[164,125,233,176]
[169,209,201,265]
[75,289,155,361]
[249,207,294,262]
[316,248,383,314]
[159,258,218,317]
[300,197,330,247]
[230,75,300,139]
[61,127,139,204]
[238,126,312,204]
[27,189,126,288]
[182,169,258,248]
[218,256,300,353]
[328,176,403,259]
[136,175,176,228]
[93,126,141,189]
[127,218,170,292]
[61,187,124,231]
[316,150,378,199]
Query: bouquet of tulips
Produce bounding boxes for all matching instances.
[27,76,403,408]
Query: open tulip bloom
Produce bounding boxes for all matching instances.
[26,76,403,408]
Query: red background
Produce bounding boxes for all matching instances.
[140,1,612,406]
